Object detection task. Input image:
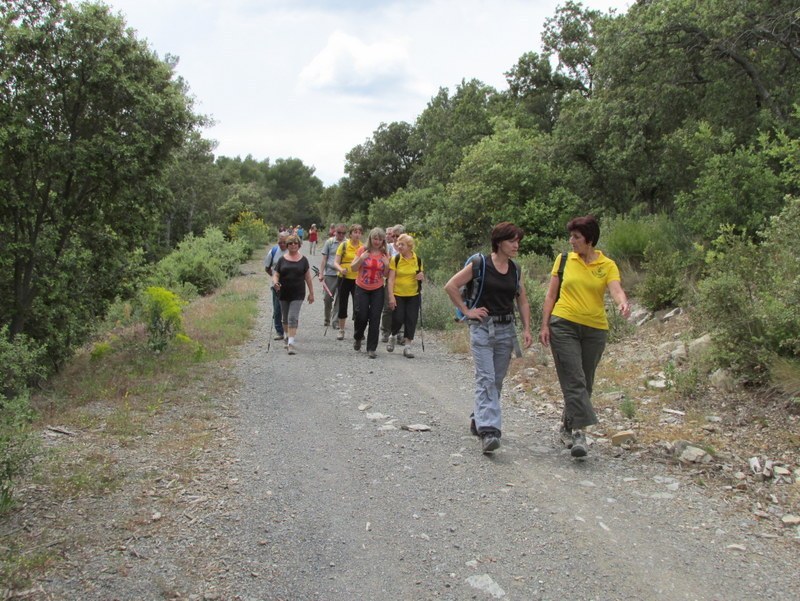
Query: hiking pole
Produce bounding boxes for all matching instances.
[266,296,275,352]
[418,291,425,352]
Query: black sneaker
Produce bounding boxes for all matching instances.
[354,338,362,351]
[559,426,573,448]
[571,430,588,457]
[481,432,500,453]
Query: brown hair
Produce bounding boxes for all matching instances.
[491,222,524,253]
[566,215,600,246]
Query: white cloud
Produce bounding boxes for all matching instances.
[298,31,415,101]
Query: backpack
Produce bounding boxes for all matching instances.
[264,244,280,275]
[393,253,423,294]
[455,254,520,322]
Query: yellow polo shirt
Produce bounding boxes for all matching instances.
[551,251,620,330]
[336,239,363,280]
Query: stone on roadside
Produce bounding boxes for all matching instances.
[674,441,711,464]
[688,333,712,357]
[781,514,800,526]
[709,368,736,392]
[611,430,636,446]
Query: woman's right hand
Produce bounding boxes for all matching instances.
[464,306,488,321]
[388,295,397,310]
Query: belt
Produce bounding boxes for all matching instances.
[468,314,515,324]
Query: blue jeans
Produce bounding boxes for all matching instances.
[470,321,515,435]
[271,287,284,337]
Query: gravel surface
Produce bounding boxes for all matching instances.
[9,258,798,600]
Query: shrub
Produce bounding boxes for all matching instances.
[636,246,685,311]
[0,392,36,513]
[228,211,271,256]
[696,199,800,381]
[0,325,47,399]
[420,282,457,331]
[143,287,186,351]
[151,227,247,296]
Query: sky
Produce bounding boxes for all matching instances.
[101,0,632,185]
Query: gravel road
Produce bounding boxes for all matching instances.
[212,265,798,601]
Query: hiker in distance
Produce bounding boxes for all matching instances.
[539,215,630,458]
[444,222,533,454]
[334,224,364,340]
[264,231,289,342]
[318,224,346,329]
[351,227,391,359]
[386,233,423,358]
[271,234,314,355]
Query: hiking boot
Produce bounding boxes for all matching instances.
[323,320,330,327]
[274,333,284,341]
[403,347,414,358]
[287,344,296,355]
[559,426,573,448]
[337,329,345,340]
[571,430,588,458]
[368,350,377,359]
[481,432,500,453]
[353,338,362,351]
[386,335,395,352]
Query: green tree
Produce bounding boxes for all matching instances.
[0,0,197,367]
[341,121,420,216]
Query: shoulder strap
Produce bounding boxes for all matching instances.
[556,252,567,302]
[510,259,520,296]
[473,254,486,306]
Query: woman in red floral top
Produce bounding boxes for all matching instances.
[350,227,390,358]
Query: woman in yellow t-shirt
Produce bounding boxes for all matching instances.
[539,215,631,458]
[333,224,363,340]
[386,234,424,358]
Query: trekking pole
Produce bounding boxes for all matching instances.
[266,298,275,352]
[418,291,425,352]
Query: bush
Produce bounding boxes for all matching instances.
[0,392,36,513]
[603,214,689,266]
[420,282,457,331]
[697,199,800,381]
[143,287,186,352]
[636,246,685,311]
[151,227,248,296]
[228,211,271,256]
[0,325,47,399]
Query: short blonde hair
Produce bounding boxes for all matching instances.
[285,234,301,246]
[396,233,414,250]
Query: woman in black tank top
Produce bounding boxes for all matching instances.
[444,222,533,454]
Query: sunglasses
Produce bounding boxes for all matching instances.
[287,241,300,245]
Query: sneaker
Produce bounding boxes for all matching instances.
[481,432,500,453]
[353,338,362,351]
[287,344,296,355]
[571,430,588,458]
[559,426,573,449]
[381,334,389,343]
[323,321,330,327]
[367,350,377,359]
[337,329,344,340]
[386,335,395,352]
[274,333,284,341]
[403,346,414,358]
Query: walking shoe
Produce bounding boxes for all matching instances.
[403,346,414,358]
[559,426,573,449]
[368,350,377,359]
[353,338,362,351]
[481,432,500,453]
[381,334,389,343]
[287,344,296,355]
[386,335,395,352]
[274,333,284,340]
[571,430,588,458]
[323,320,330,327]
[397,337,405,346]
[337,329,344,340]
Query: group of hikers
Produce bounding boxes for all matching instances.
[265,216,630,458]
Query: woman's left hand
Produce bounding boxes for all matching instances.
[307,293,315,304]
[618,301,631,318]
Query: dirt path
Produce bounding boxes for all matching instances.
[9,249,798,600]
